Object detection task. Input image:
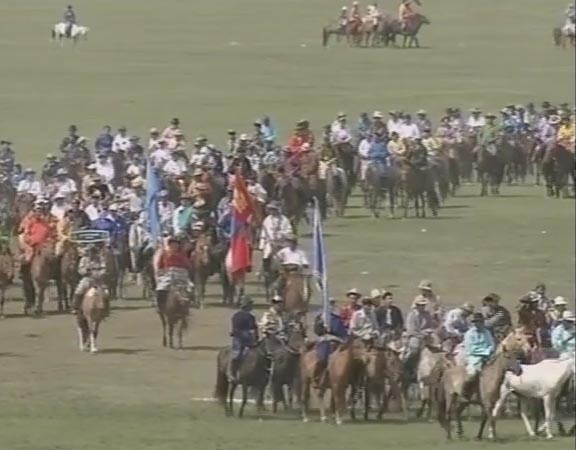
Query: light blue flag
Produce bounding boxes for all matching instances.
[312,198,329,328]
[145,161,161,245]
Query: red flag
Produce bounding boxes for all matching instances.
[227,173,255,279]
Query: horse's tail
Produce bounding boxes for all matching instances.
[322,27,329,47]
[435,376,448,428]
[214,351,229,406]
[554,27,562,46]
[51,28,56,40]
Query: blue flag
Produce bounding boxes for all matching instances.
[145,161,161,245]
[312,198,329,328]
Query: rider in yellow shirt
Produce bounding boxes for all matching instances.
[557,116,575,151]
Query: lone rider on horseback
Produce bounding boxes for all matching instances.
[259,201,292,279]
[399,0,420,32]
[275,234,309,298]
[154,235,192,310]
[63,5,77,38]
[463,313,495,386]
[227,296,258,382]
[72,243,107,315]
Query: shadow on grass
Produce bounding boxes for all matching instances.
[99,348,148,355]
[441,204,470,209]
[0,352,24,357]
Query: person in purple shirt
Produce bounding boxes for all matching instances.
[95,125,114,153]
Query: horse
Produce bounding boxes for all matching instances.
[333,142,357,193]
[14,193,35,229]
[322,23,347,47]
[276,176,307,234]
[270,320,307,413]
[400,161,439,218]
[541,143,575,198]
[414,335,448,420]
[27,242,62,315]
[324,161,349,218]
[492,358,575,439]
[59,240,80,312]
[191,232,213,309]
[554,25,576,48]
[282,270,310,317]
[477,141,506,197]
[383,14,430,48]
[158,281,191,349]
[51,23,89,46]
[215,335,283,418]
[364,163,397,218]
[436,329,531,440]
[364,346,407,421]
[76,283,107,353]
[0,239,15,318]
[102,246,120,301]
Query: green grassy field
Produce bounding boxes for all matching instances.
[0,0,575,449]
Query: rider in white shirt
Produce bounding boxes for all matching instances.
[466,108,486,131]
[259,202,293,261]
[95,154,115,185]
[150,140,171,168]
[17,169,43,197]
[162,152,188,177]
[387,111,402,135]
[330,113,352,142]
[50,193,70,220]
[350,298,380,341]
[53,168,78,199]
[398,114,421,140]
[112,126,131,152]
[276,234,310,268]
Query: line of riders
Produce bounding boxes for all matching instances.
[0,103,573,315]
[227,280,574,383]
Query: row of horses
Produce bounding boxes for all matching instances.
[323,13,430,48]
[215,324,574,441]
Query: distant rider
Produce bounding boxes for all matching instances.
[63,5,77,38]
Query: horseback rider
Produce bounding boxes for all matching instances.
[374,290,404,339]
[421,127,442,160]
[339,6,349,31]
[349,297,380,343]
[259,201,293,277]
[288,120,315,155]
[478,113,500,155]
[517,293,549,348]
[63,5,77,38]
[275,234,309,297]
[415,110,432,134]
[443,303,474,347]
[417,279,443,324]
[154,235,192,309]
[481,293,512,341]
[41,154,61,183]
[313,298,349,387]
[466,108,486,133]
[557,114,575,150]
[398,0,419,31]
[17,168,43,197]
[72,243,107,314]
[18,200,56,265]
[463,312,496,384]
[227,296,259,382]
[404,295,434,367]
[551,310,575,361]
[258,295,286,337]
[548,296,568,328]
[349,1,362,23]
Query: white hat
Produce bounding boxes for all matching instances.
[87,163,97,170]
[346,288,361,297]
[239,133,249,141]
[413,295,428,306]
[418,279,432,291]
[109,204,119,211]
[191,221,204,231]
[337,112,346,119]
[131,177,144,187]
[370,288,382,299]
[562,310,575,322]
[56,168,68,176]
[53,192,66,200]
[372,111,383,119]
[461,303,475,313]
[554,296,568,306]
[149,127,159,134]
[341,6,348,10]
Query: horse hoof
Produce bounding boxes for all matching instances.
[335,418,343,426]
[320,416,327,423]
[302,417,309,423]
[90,348,98,353]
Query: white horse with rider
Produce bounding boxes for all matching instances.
[51,22,90,45]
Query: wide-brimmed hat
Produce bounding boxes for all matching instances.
[483,293,501,303]
[191,221,205,231]
[53,192,66,200]
[562,310,576,322]
[131,177,144,187]
[346,288,361,298]
[149,127,159,134]
[271,294,284,303]
[461,303,475,313]
[416,109,427,115]
[548,115,561,125]
[413,295,428,306]
[372,111,383,118]
[56,168,68,176]
[370,288,382,299]
[553,296,567,306]
[485,112,496,119]
[418,279,432,291]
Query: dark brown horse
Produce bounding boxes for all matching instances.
[158,283,191,349]
[59,240,80,312]
[400,159,439,218]
[477,142,506,196]
[541,143,575,198]
[27,242,62,315]
[382,13,430,48]
[0,240,14,318]
[276,176,307,234]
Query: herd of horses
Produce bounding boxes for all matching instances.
[323,13,430,48]
[215,322,574,440]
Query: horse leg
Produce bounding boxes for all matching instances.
[238,385,249,418]
[228,383,237,417]
[455,399,468,438]
[76,319,86,351]
[90,321,99,353]
[518,398,536,437]
[301,379,311,422]
[256,386,265,420]
[168,322,175,349]
[177,317,186,350]
[35,285,45,316]
[159,313,167,347]
[0,289,5,319]
[543,394,554,439]
[334,384,346,425]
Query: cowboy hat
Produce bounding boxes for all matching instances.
[461,303,475,313]
[87,163,97,170]
[56,168,68,176]
[149,127,159,134]
[266,201,280,210]
[483,293,501,303]
[346,288,361,297]
[271,294,284,303]
[337,112,347,119]
[485,112,497,118]
[239,133,250,141]
[548,115,561,125]
[53,192,66,200]
[192,168,204,177]
[193,198,206,208]
[418,279,432,291]
[413,295,428,306]
[416,109,427,115]
[470,107,482,114]
[191,221,205,231]
[373,111,384,118]
[553,296,568,306]
[131,177,144,187]
[158,190,168,197]
[24,168,35,174]
[370,288,382,299]
[561,310,575,321]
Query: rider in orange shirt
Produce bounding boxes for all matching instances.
[288,120,315,155]
[19,201,57,264]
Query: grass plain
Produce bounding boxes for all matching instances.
[0,0,575,449]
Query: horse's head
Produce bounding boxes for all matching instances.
[500,327,532,358]
[416,13,430,25]
[285,317,307,351]
[194,234,212,266]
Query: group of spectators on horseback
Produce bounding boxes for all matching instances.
[338,0,422,31]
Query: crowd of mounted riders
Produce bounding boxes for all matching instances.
[325,0,429,47]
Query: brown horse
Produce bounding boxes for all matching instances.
[158,283,190,349]
[282,271,310,316]
[400,161,439,218]
[14,194,35,230]
[333,142,357,192]
[59,240,80,312]
[382,13,430,48]
[541,143,575,198]
[102,246,120,301]
[0,240,15,318]
[553,26,576,48]
[364,163,397,218]
[28,242,61,315]
[364,346,408,421]
[477,142,506,196]
[436,329,531,440]
[191,233,212,309]
[76,283,107,353]
[276,176,307,234]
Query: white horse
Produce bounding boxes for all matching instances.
[491,358,575,439]
[51,23,89,46]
